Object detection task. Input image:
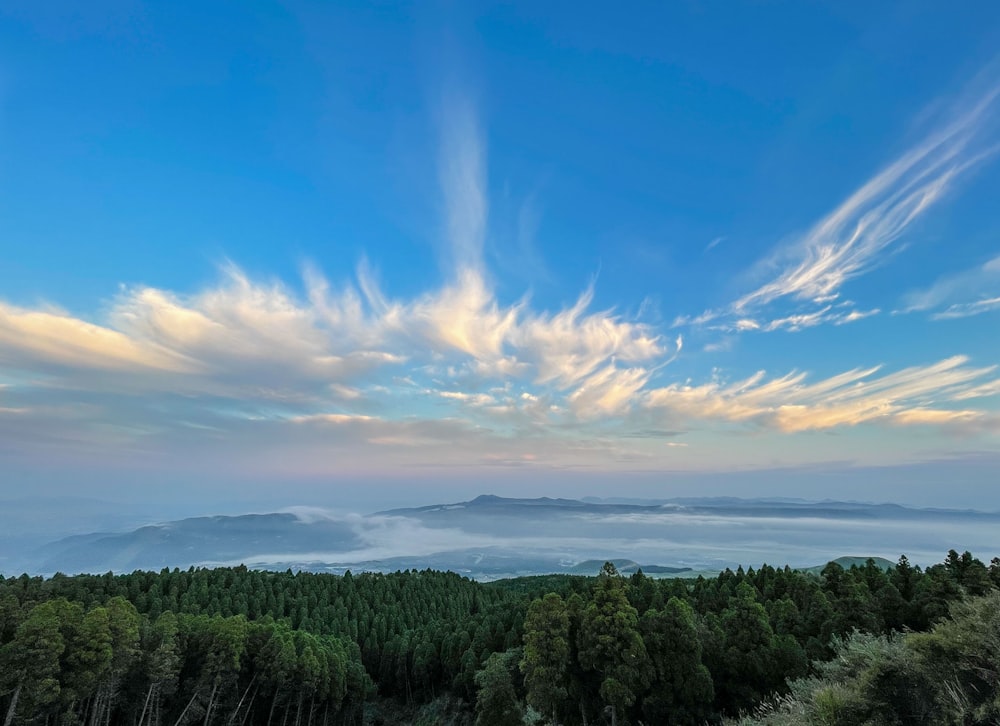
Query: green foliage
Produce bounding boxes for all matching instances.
[0,549,994,724]
[640,597,714,725]
[577,563,650,723]
[520,593,570,721]
[474,649,523,726]
[729,590,1000,726]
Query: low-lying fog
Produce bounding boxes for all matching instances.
[5,496,997,579]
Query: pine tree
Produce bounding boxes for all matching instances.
[576,563,650,726]
[639,597,714,725]
[474,649,522,726]
[521,593,570,723]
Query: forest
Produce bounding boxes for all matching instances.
[1,550,998,725]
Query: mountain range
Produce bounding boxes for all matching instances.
[5,494,998,579]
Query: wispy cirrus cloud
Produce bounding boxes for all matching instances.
[705,236,725,253]
[438,94,488,275]
[679,77,1000,334]
[934,297,1000,319]
[899,253,1000,319]
[729,305,882,333]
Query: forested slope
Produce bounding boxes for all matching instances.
[0,550,997,725]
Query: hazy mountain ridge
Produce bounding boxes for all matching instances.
[8,494,1000,578]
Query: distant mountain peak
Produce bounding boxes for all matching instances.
[11,493,999,580]
[465,494,586,507]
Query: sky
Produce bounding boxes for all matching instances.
[2,1,1000,515]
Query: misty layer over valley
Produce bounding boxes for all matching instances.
[4,494,998,579]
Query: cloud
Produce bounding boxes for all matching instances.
[705,236,725,252]
[899,253,1000,319]
[703,338,735,353]
[0,302,196,374]
[684,78,1000,332]
[204,502,1000,572]
[567,364,652,417]
[437,390,497,406]
[741,86,998,309]
[835,308,881,325]
[934,296,1000,319]
[512,284,664,389]
[407,269,522,361]
[0,252,664,408]
[706,305,881,333]
[2,95,999,484]
[644,355,1000,432]
[0,268,408,404]
[439,96,488,275]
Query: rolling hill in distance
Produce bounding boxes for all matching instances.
[8,494,998,579]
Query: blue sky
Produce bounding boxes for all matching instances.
[2,1,1000,512]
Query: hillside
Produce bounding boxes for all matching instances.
[1,549,996,725]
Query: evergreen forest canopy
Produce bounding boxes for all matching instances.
[1,550,998,725]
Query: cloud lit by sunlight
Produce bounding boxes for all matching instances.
[1,94,999,482]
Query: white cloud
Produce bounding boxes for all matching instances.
[512,284,664,388]
[835,308,880,325]
[705,236,725,252]
[901,253,1000,319]
[0,252,667,420]
[437,390,497,406]
[644,355,1000,432]
[742,87,998,310]
[2,94,999,481]
[709,306,881,333]
[934,296,1000,319]
[439,96,488,275]
[683,81,1000,333]
[567,364,652,417]
[0,301,196,374]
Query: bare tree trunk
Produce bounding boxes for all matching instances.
[90,688,104,726]
[173,690,201,726]
[228,675,256,726]
[267,692,279,726]
[3,684,21,726]
[238,686,258,726]
[203,682,219,726]
[138,685,154,726]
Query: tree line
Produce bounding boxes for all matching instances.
[0,550,996,724]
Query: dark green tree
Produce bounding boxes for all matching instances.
[576,563,650,726]
[639,597,714,725]
[521,593,570,723]
[474,649,522,726]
